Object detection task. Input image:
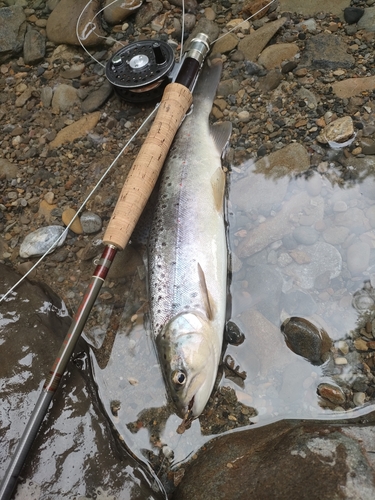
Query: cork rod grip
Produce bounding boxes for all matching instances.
[103,83,193,249]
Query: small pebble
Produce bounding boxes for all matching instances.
[62,208,83,235]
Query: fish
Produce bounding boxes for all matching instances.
[148,56,232,426]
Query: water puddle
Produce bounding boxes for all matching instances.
[82,151,375,476]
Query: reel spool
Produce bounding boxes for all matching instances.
[106,39,176,103]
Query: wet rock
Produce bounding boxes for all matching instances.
[217,78,240,97]
[360,138,375,155]
[254,143,310,178]
[107,245,143,279]
[40,87,53,108]
[103,0,143,25]
[135,0,163,28]
[281,317,332,365]
[239,309,290,375]
[300,33,355,70]
[49,112,101,148]
[81,81,113,113]
[52,84,79,113]
[317,383,346,404]
[322,226,349,245]
[246,264,283,324]
[286,242,342,290]
[237,192,313,258]
[62,208,83,235]
[23,26,45,65]
[212,33,239,54]
[46,0,106,46]
[174,419,375,500]
[281,290,317,316]
[0,6,26,63]
[258,69,283,92]
[293,227,319,246]
[347,241,371,275]
[80,211,102,234]
[334,207,366,228]
[185,17,219,46]
[366,205,375,228]
[357,7,375,32]
[296,87,318,109]
[332,76,375,99]
[258,43,299,70]
[344,7,364,24]
[238,17,287,62]
[0,265,164,499]
[19,225,67,258]
[317,116,354,144]
[0,158,18,179]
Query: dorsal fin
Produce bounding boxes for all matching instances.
[197,263,213,321]
[210,122,232,156]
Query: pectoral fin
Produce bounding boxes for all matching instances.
[198,263,214,321]
[210,122,232,157]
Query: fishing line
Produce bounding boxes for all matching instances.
[0,104,158,304]
[2,0,277,295]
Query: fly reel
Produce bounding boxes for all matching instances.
[105,39,176,103]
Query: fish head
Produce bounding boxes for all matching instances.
[157,312,220,420]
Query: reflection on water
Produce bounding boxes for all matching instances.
[84,158,375,474]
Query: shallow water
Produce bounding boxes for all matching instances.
[82,151,375,476]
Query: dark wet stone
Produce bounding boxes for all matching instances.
[224,321,245,346]
[317,383,346,405]
[81,81,113,113]
[258,69,283,92]
[0,265,165,499]
[173,419,375,500]
[293,226,319,245]
[244,60,264,75]
[23,26,45,65]
[344,7,364,25]
[0,6,26,63]
[281,60,298,73]
[281,290,317,316]
[281,317,332,365]
[300,33,355,70]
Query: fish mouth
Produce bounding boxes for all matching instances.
[176,396,195,434]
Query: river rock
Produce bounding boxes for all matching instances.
[0,265,164,499]
[81,81,113,113]
[174,419,375,500]
[19,226,67,258]
[237,191,313,258]
[322,226,350,245]
[317,116,354,144]
[46,0,106,46]
[62,208,83,234]
[135,0,163,28]
[285,242,342,290]
[357,6,375,32]
[0,6,26,63]
[212,33,239,54]
[23,26,45,65]
[238,17,287,62]
[51,84,79,114]
[254,143,310,178]
[246,264,283,324]
[332,76,375,99]
[347,241,371,275]
[334,206,366,229]
[300,33,355,70]
[0,158,18,179]
[344,7,364,24]
[258,43,299,69]
[80,211,102,234]
[317,383,346,405]
[360,137,375,155]
[258,69,283,92]
[281,317,332,366]
[281,289,317,316]
[103,0,143,24]
[49,112,101,148]
[293,227,319,246]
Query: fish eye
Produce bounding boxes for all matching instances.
[172,370,187,387]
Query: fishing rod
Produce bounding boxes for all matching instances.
[0,33,210,500]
